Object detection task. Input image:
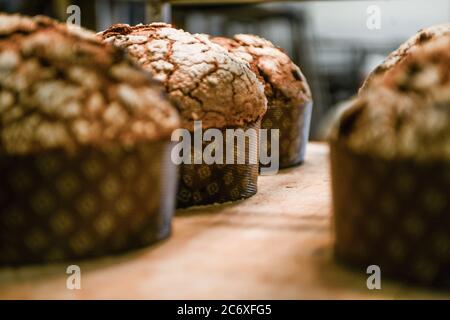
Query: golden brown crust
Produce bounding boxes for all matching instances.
[331,34,450,161]
[211,34,312,109]
[361,23,450,92]
[0,14,179,155]
[99,23,267,130]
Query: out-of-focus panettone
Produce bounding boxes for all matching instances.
[330,31,450,288]
[0,14,180,265]
[0,15,179,155]
[211,34,313,168]
[331,34,450,161]
[99,23,267,131]
[361,23,450,92]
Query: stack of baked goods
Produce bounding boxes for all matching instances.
[329,24,450,288]
[0,12,313,265]
[99,24,314,207]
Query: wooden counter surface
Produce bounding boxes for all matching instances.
[0,143,448,299]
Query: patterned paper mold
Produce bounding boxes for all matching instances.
[330,142,450,288]
[0,142,176,265]
[329,31,450,288]
[99,23,267,208]
[176,120,260,208]
[0,14,179,265]
[211,34,313,168]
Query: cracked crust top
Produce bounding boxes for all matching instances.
[211,34,311,109]
[361,23,450,92]
[331,34,450,161]
[99,23,267,130]
[0,14,180,155]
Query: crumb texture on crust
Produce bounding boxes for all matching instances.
[0,14,179,155]
[331,34,450,161]
[361,23,450,92]
[211,34,311,108]
[99,23,267,130]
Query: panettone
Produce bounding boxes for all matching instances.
[212,34,313,168]
[0,14,180,265]
[329,30,450,288]
[100,23,268,208]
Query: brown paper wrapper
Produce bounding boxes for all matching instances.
[0,141,177,266]
[176,120,260,209]
[330,141,450,288]
[261,101,312,169]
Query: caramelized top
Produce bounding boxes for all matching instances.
[331,34,450,161]
[0,14,179,155]
[100,23,267,130]
[212,34,311,108]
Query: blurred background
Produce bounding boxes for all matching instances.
[1,0,449,138]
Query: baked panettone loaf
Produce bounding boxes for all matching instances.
[329,30,450,288]
[212,34,313,168]
[100,23,267,208]
[0,14,180,265]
